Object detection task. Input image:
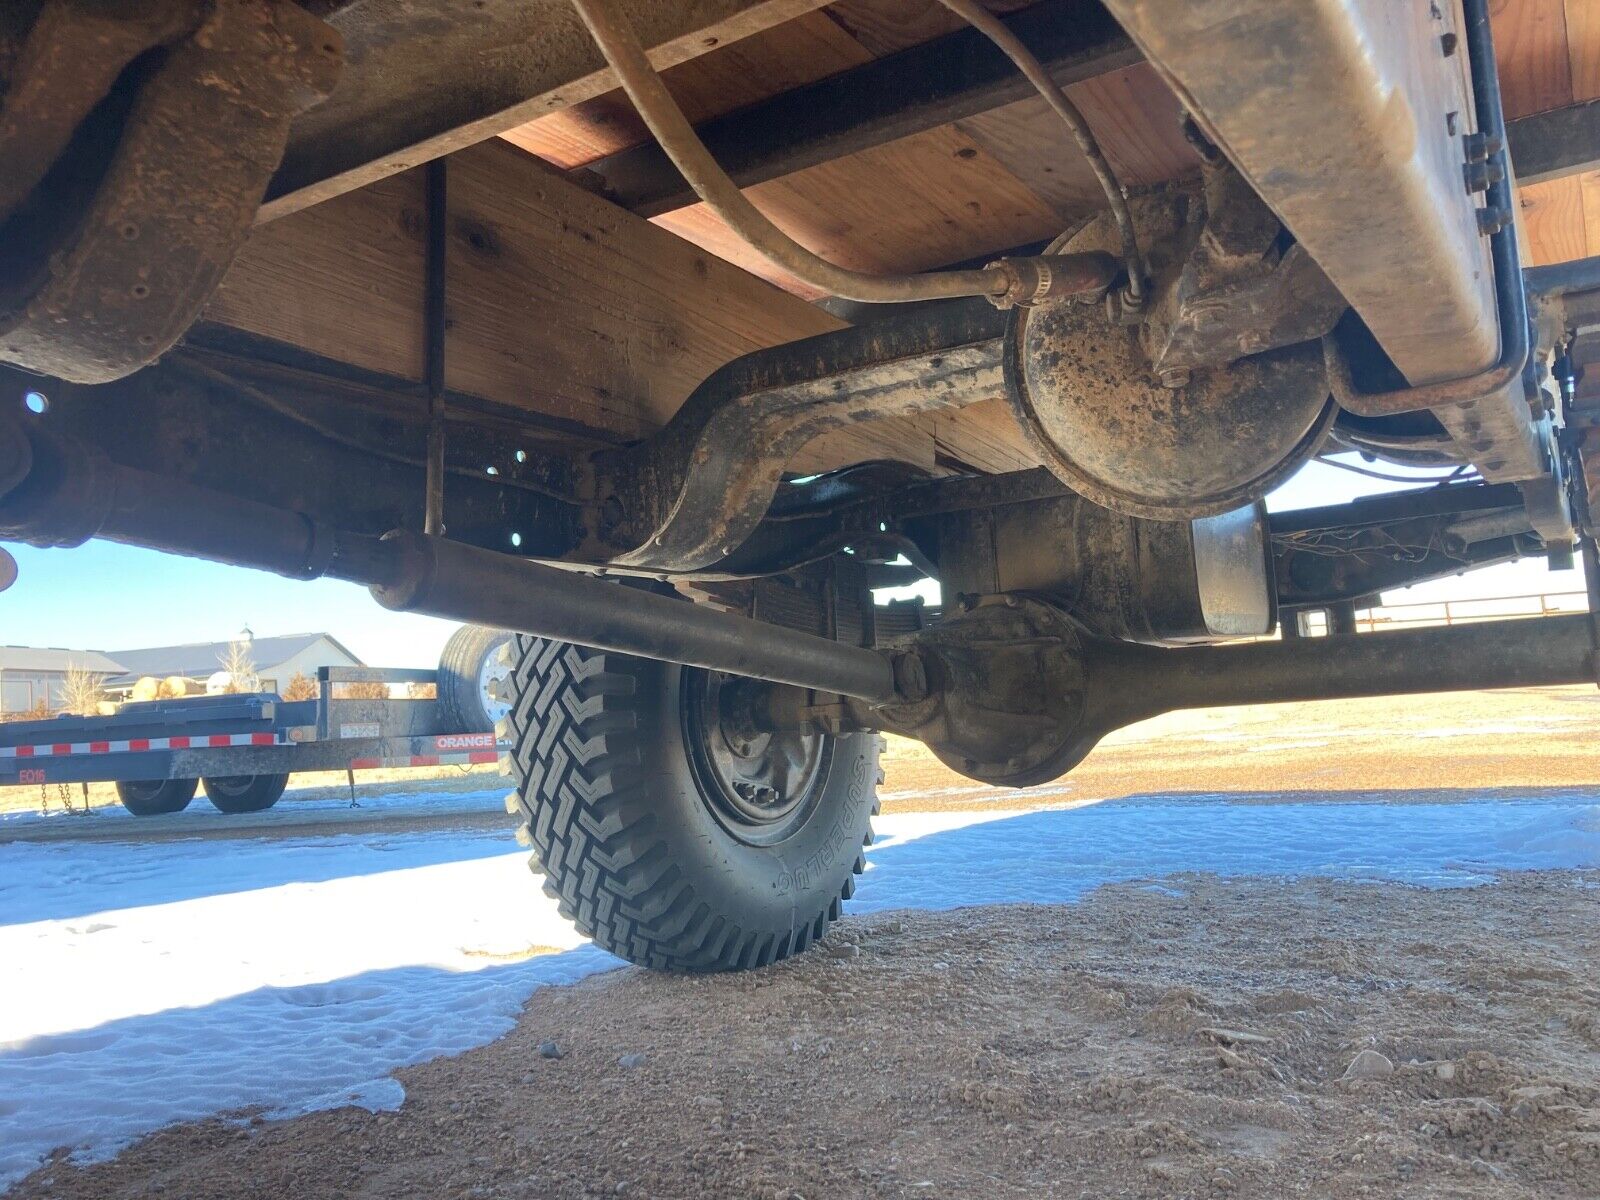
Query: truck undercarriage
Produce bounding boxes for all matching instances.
[5,0,1600,969]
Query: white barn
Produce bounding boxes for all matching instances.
[0,646,129,716]
[104,633,363,696]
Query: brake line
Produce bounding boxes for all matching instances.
[930,0,1147,300]
[567,0,1143,307]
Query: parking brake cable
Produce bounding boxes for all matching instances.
[567,0,1145,308]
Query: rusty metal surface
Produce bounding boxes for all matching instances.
[368,534,900,704]
[1001,185,1338,520]
[1271,481,1533,608]
[1140,166,1346,375]
[590,299,1009,573]
[1006,292,1335,520]
[1101,0,1498,387]
[933,491,1272,643]
[0,0,342,383]
[871,596,1093,787]
[258,0,831,222]
[862,600,1595,785]
[0,413,901,703]
[0,0,205,224]
[2,350,583,558]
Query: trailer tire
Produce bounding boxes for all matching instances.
[437,624,514,733]
[500,636,881,972]
[116,777,197,817]
[201,773,289,814]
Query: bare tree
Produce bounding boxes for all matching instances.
[219,638,259,694]
[60,660,106,716]
[281,671,318,701]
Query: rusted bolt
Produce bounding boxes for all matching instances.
[1158,367,1191,390]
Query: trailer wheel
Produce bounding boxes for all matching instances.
[201,773,289,814]
[499,636,880,972]
[116,777,197,817]
[437,624,514,733]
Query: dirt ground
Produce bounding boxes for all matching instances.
[15,871,1600,1199]
[876,684,1600,811]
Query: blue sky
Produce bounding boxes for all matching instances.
[0,455,1578,667]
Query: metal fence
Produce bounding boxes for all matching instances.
[1296,590,1589,636]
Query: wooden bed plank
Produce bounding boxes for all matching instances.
[204,139,1019,474]
[1579,169,1600,257]
[502,11,874,169]
[652,123,1067,290]
[206,171,429,384]
[260,0,838,222]
[956,96,1108,221]
[1493,0,1574,118]
[1567,0,1600,102]
[1518,173,1589,263]
[822,0,1034,56]
[955,63,1201,220]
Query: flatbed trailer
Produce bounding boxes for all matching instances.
[0,665,503,816]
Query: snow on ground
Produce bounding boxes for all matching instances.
[3,793,1600,1187]
[0,782,506,836]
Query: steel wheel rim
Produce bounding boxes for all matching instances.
[681,670,831,846]
[478,643,512,724]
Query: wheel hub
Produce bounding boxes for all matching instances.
[478,652,512,724]
[683,671,830,843]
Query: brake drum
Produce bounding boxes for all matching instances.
[1004,212,1337,521]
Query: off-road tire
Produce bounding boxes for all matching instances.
[201,772,290,814]
[437,624,513,733]
[116,777,198,817]
[500,636,882,972]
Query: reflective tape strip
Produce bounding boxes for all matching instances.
[0,732,281,758]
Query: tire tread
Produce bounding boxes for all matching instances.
[503,637,875,971]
